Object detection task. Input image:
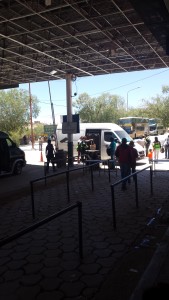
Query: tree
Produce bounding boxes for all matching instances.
[73,92,126,123]
[137,85,169,128]
[0,88,40,135]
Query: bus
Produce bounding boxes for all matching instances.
[148,118,165,135]
[118,117,149,139]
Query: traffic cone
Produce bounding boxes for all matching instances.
[40,151,43,162]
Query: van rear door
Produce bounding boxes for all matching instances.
[101,130,119,160]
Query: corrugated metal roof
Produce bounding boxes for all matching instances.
[0,0,169,87]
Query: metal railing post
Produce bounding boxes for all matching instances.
[111,185,116,230]
[150,165,153,195]
[30,181,35,219]
[66,171,70,202]
[77,201,83,259]
[108,160,111,182]
[110,165,154,229]
[91,165,94,191]
[134,174,139,208]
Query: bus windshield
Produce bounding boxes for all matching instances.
[148,118,165,135]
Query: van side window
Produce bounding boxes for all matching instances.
[104,132,116,142]
[6,138,13,147]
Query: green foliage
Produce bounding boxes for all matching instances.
[137,85,169,128]
[25,123,44,139]
[73,92,126,123]
[0,88,40,134]
[9,131,22,146]
[72,86,169,130]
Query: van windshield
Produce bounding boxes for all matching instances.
[114,130,132,142]
[104,130,132,142]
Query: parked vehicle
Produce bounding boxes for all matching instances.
[0,131,26,176]
[118,117,149,139]
[148,118,165,135]
[57,123,145,161]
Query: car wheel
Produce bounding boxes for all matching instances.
[14,162,22,175]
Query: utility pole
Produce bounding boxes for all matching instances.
[48,81,57,149]
[126,87,140,111]
[48,81,56,125]
[29,83,34,149]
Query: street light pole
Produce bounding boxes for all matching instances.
[127,87,140,111]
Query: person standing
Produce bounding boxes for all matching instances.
[109,137,116,169]
[76,142,81,163]
[115,138,131,191]
[164,135,169,159]
[129,141,138,181]
[152,136,161,162]
[38,136,43,151]
[79,137,87,162]
[45,139,56,172]
[144,132,151,156]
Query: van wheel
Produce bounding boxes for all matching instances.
[14,162,22,175]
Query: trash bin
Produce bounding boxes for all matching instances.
[55,150,67,168]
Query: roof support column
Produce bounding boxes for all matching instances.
[66,73,73,167]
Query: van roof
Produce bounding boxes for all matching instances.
[57,122,122,130]
[0,131,9,138]
[80,123,121,130]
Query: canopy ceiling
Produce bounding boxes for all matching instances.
[1,0,169,88]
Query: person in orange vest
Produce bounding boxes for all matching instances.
[148,148,153,163]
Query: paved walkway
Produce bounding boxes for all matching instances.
[0,145,169,300]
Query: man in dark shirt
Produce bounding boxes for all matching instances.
[115,138,131,190]
[45,139,55,172]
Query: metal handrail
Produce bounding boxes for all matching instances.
[0,201,83,259]
[30,161,101,218]
[111,165,153,230]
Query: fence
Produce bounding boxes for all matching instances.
[111,165,153,230]
[0,201,83,259]
[31,161,113,218]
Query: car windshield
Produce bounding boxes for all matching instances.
[114,130,132,142]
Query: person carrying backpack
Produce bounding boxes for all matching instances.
[144,132,151,156]
[115,138,131,191]
[109,137,116,169]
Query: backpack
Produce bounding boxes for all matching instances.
[106,146,111,156]
[145,136,151,145]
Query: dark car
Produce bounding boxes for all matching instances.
[0,131,26,176]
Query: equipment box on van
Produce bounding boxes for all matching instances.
[0,131,26,176]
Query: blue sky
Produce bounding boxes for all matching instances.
[19,67,169,124]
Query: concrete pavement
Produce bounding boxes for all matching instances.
[0,144,169,299]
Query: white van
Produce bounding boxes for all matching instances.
[57,123,145,160]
